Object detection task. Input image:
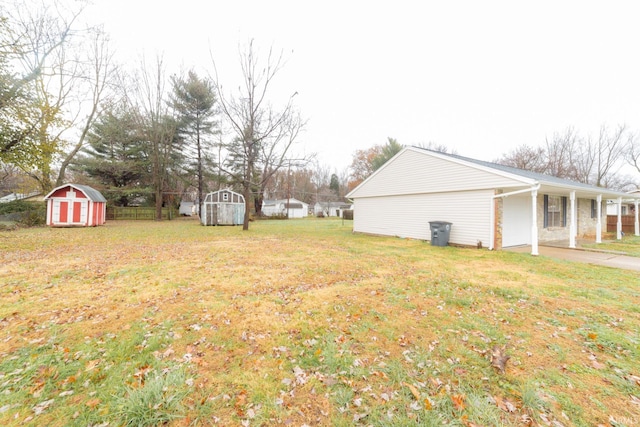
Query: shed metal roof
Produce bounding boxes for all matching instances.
[44,184,107,202]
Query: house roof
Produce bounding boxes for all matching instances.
[264,198,308,207]
[315,201,350,208]
[0,191,42,203]
[347,146,637,200]
[428,148,631,196]
[44,184,107,202]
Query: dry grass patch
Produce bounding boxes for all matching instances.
[1,218,639,426]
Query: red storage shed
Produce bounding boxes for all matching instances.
[44,184,107,227]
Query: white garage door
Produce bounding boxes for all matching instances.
[502,195,532,247]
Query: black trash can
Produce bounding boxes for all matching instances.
[429,221,452,246]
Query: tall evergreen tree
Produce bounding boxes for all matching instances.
[169,70,217,213]
[75,105,149,206]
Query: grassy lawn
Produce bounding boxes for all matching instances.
[1,218,639,426]
[583,235,640,257]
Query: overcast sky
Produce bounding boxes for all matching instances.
[83,0,640,172]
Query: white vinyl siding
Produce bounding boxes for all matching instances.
[349,148,528,199]
[353,190,493,246]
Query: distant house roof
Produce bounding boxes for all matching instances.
[315,201,349,208]
[44,184,107,203]
[264,198,308,208]
[0,191,41,203]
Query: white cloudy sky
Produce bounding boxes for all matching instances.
[82,0,640,171]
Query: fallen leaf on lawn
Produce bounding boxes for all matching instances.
[587,332,597,340]
[234,389,248,416]
[624,374,640,387]
[85,359,101,372]
[630,395,640,406]
[424,398,432,410]
[429,377,443,390]
[371,370,388,379]
[491,346,510,374]
[402,382,421,401]
[494,395,518,413]
[451,394,466,411]
[85,398,101,408]
[591,360,606,370]
[133,365,152,379]
[33,399,55,415]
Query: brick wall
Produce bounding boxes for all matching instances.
[537,196,603,242]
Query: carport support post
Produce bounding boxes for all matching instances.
[635,200,639,236]
[617,197,623,240]
[569,191,576,249]
[596,194,602,243]
[531,188,539,256]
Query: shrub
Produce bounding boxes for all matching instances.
[0,200,46,227]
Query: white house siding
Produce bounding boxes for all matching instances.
[353,189,493,246]
[349,149,528,199]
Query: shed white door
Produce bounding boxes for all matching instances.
[502,195,532,247]
[51,199,88,225]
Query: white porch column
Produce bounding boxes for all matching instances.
[531,188,539,256]
[596,194,602,243]
[617,197,623,240]
[569,191,576,248]
[635,200,639,236]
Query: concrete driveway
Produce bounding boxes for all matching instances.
[507,245,640,272]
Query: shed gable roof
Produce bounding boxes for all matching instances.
[44,184,107,202]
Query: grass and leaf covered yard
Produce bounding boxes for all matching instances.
[1,218,639,426]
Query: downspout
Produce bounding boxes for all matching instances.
[489,184,540,255]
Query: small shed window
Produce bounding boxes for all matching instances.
[544,195,567,228]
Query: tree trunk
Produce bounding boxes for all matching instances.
[242,180,251,230]
[242,159,253,231]
[254,195,263,217]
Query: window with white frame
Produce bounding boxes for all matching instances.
[544,195,566,228]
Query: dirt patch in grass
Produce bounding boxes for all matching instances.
[1,219,639,426]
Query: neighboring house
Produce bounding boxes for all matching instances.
[346,147,640,255]
[262,198,309,219]
[314,201,353,217]
[606,189,640,216]
[44,184,107,227]
[179,201,195,216]
[201,189,245,226]
[0,191,42,203]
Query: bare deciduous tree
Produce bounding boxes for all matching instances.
[498,125,632,190]
[544,127,579,180]
[0,0,84,191]
[497,144,547,173]
[127,55,180,220]
[213,40,306,230]
[56,27,115,187]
